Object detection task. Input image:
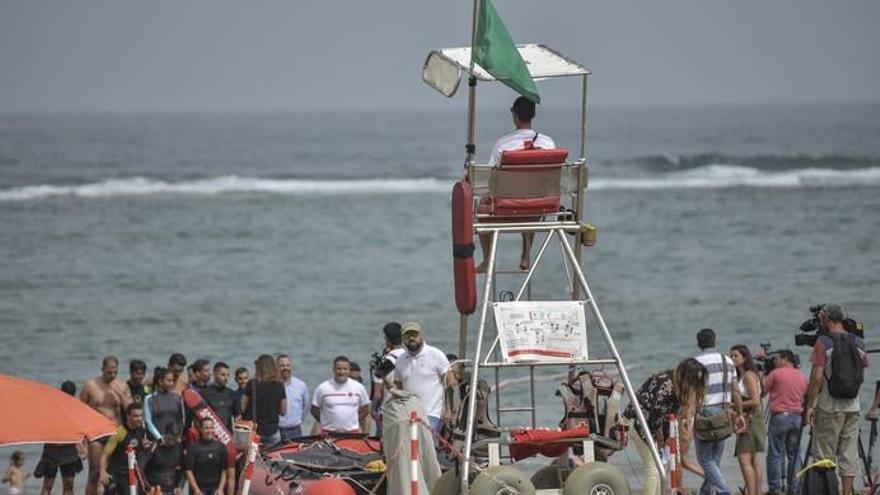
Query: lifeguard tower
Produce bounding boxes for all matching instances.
[422,24,672,495]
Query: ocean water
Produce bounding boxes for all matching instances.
[1,103,879,491]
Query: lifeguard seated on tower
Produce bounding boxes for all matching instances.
[475,96,567,273]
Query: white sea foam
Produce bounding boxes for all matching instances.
[590,165,880,191]
[0,176,452,201]
[1,166,879,201]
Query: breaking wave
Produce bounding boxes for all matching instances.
[1,166,879,201]
[0,176,451,201]
[591,165,880,190]
[620,153,880,171]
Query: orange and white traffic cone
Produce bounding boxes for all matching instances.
[666,414,683,494]
[126,445,137,495]
[239,434,260,495]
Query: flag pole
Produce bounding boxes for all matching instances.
[465,0,481,166]
[462,5,480,494]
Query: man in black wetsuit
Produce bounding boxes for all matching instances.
[202,363,236,431]
[146,424,183,495]
[183,418,227,495]
[168,354,189,395]
[189,360,211,396]
[231,368,249,424]
[99,404,153,495]
[186,360,212,429]
[127,360,150,407]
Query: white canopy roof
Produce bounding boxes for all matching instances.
[434,44,590,81]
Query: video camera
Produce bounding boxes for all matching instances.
[755,342,800,375]
[369,351,396,380]
[795,304,865,347]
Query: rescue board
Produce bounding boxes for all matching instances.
[451,180,476,315]
[182,388,235,447]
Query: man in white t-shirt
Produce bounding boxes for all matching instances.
[311,356,370,433]
[476,96,557,274]
[388,322,455,433]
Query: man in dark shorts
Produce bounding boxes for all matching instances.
[202,362,236,431]
[35,381,84,495]
[183,418,227,495]
[80,356,134,495]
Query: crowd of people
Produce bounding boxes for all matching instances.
[3,303,872,495]
[3,320,455,495]
[627,303,868,495]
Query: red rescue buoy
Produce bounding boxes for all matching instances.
[301,478,356,495]
[451,180,476,316]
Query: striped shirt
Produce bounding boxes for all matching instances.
[695,349,736,407]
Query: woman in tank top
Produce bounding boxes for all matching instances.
[730,344,765,495]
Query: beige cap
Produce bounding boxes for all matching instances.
[401,321,422,336]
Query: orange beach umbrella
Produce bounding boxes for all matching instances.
[0,373,118,446]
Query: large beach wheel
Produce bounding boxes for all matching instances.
[562,462,629,495]
[470,465,536,495]
[530,465,566,490]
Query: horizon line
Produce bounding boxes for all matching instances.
[2,99,879,117]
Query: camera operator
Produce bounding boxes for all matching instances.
[805,304,868,495]
[762,349,807,495]
[370,322,405,437]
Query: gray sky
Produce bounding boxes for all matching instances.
[1,0,878,112]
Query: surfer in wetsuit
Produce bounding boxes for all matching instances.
[144,367,186,442]
[126,360,150,408]
[185,360,212,429]
[202,362,237,432]
[188,360,211,396]
[475,96,557,274]
[80,356,134,495]
[99,404,152,495]
[231,368,249,424]
[183,418,227,495]
[167,354,189,395]
[145,424,183,495]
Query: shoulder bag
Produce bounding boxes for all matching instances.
[694,352,734,442]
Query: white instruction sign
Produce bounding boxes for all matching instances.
[493,301,588,363]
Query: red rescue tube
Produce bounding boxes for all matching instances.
[451,180,476,316]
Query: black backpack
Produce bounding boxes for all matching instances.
[827,332,864,399]
[799,466,839,495]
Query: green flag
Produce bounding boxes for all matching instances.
[473,0,540,104]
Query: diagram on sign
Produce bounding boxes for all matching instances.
[493,301,588,363]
